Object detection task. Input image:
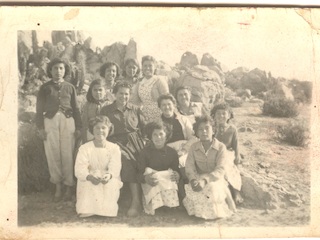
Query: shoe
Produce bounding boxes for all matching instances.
[127,206,140,217]
[63,191,73,201]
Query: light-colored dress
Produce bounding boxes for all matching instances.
[216,124,242,191]
[141,168,179,215]
[75,141,123,217]
[138,77,162,122]
[183,139,234,220]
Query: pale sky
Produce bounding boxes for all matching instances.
[35,7,319,82]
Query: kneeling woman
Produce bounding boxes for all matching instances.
[183,115,236,220]
[137,121,180,215]
[75,116,122,217]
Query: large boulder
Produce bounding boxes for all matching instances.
[225,67,250,90]
[173,65,224,109]
[156,61,181,94]
[240,68,268,95]
[101,42,126,70]
[200,53,224,77]
[179,51,199,69]
[124,38,138,62]
[289,80,313,104]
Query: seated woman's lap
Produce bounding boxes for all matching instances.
[120,155,138,183]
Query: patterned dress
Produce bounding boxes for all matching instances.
[138,77,162,123]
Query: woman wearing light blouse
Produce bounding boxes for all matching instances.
[183,115,236,220]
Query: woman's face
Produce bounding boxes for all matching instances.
[104,65,117,87]
[151,129,166,149]
[160,99,175,118]
[177,89,191,107]
[125,62,138,78]
[93,122,110,141]
[197,122,214,142]
[51,63,65,81]
[115,87,130,106]
[214,109,230,125]
[92,84,106,101]
[142,60,155,79]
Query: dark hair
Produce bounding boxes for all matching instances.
[112,80,132,94]
[210,102,234,123]
[193,115,214,138]
[122,58,140,78]
[86,79,106,103]
[142,55,156,65]
[144,121,172,141]
[157,93,177,108]
[99,61,120,79]
[88,115,114,136]
[175,86,192,102]
[47,58,71,78]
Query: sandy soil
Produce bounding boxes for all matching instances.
[18,101,311,227]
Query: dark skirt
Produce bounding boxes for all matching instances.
[113,132,145,183]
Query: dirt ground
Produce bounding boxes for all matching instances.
[18,101,311,227]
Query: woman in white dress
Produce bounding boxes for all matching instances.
[130,55,169,123]
[75,115,123,217]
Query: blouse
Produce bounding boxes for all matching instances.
[215,124,239,153]
[100,101,144,144]
[185,139,227,183]
[137,144,180,183]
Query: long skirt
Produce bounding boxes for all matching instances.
[183,179,233,220]
[225,150,242,191]
[141,169,179,215]
[112,132,145,183]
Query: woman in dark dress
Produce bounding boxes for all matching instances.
[100,81,145,217]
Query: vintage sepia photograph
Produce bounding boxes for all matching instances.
[1,5,319,239]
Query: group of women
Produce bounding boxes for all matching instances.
[37,56,242,221]
[75,56,242,219]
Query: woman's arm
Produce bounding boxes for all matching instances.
[231,127,240,164]
[74,145,91,181]
[130,82,142,106]
[137,149,148,183]
[180,116,198,152]
[154,76,169,99]
[35,85,46,130]
[80,102,89,143]
[185,144,199,181]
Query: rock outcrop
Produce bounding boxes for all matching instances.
[173,65,224,110]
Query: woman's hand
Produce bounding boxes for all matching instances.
[190,179,207,192]
[101,173,112,184]
[38,129,47,141]
[74,129,81,139]
[145,173,158,186]
[234,155,241,165]
[177,148,187,157]
[170,171,180,183]
[86,174,101,185]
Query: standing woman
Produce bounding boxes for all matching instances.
[100,81,145,217]
[131,55,169,123]
[99,61,121,104]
